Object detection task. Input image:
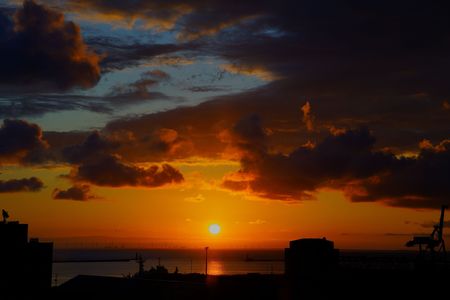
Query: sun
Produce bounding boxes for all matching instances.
[208,224,221,235]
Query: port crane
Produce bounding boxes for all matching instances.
[406,205,447,256]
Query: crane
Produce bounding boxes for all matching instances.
[406,205,447,256]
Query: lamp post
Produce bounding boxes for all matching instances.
[205,246,209,276]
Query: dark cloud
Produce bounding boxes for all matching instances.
[43,131,89,154]
[104,70,171,105]
[60,131,185,188]
[0,119,48,163]
[225,114,268,159]
[0,94,112,118]
[190,0,449,152]
[103,88,288,162]
[174,1,267,41]
[221,115,449,209]
[185,85,229,93]
[2,0,447,152]
[0,177,44,193]
[66,0,192,31]
[222,116,395,201]
[62,0,264,40]
[144,128,194,160]
[52,184,95,201]
[74,155,184,187]
[68,0,450,89]
[0,70,173,118]
[62,131,118,164]
[0,4,192,118]
[0,0,448,209]
[0,0,101,91]
[105,73,449,161]
[0,122,187,190]
[351,140,450,209]
[86,36,188,71]
[59,126,193,164]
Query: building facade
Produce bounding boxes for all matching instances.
[285,238,339,277]
[0,219,53,291]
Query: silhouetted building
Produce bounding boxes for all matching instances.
[285,238,339,277]
[0,218,53,291]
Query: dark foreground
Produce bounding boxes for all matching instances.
[5,264,450,300]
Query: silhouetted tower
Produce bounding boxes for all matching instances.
[406,205,447,256]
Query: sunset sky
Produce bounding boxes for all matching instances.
[0,0,449,250]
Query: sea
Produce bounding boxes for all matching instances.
[52,249,286,286]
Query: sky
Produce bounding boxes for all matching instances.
[0,0,449,250]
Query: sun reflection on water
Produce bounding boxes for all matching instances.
[208,260,224,275]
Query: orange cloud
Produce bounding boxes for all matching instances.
[69,1,192,31]
[177,14,261,41]
[419,139,450,152]
[220,63,278,81]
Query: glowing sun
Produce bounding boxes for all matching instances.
[208,224,221,235]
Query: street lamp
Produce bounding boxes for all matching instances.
[205,246,209,276]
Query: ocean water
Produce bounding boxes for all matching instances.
[52,249,285,286]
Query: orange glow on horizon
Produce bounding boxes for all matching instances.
[0,163,441,250]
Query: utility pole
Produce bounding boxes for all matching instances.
[205,246,209,276]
